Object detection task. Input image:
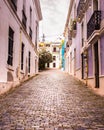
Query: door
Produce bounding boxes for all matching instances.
[70,52,72,73]
[94,42,99,88]
[74,49,76,76]
[53,63,56,68]
[47,63,49,68]
[81,53,84,79]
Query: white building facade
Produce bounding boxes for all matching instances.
[0,0,42,95]
[39,42,61,69]
[49,42,61,69]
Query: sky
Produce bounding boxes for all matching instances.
[39,0,70,42]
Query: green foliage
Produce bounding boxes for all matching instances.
[39,49,53,70]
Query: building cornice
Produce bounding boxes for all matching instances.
[64,0,74,36]
[34,0,42,21]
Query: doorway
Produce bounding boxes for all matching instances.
[53,63,56,68]
[81,53,84,79]
[94,41,99,88]
[74,48,76,76]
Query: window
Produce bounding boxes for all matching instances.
[74,4,76,18]
[47,63,49,67]
[29,27,32,39]
[10,0,17,11]
[53,63,56,68]
[23,0,26,12]
[81,22,84,47]
[53,56,56,61]
[46,44,50,47]
[29,7,32,39]
[28,51,31,73]
[30,7,32,27]
[35,21,38,49]
[7,27,14,66]
[53,47,56,52]
[22,0,27,29]
[21,43,24,70]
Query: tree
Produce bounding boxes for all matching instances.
[39,49,53,70]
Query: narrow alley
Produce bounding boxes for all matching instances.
[0,69,104,130]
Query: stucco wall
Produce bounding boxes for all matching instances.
[88,45,93,77]
[0,0,41,94]
[100,36,104,75]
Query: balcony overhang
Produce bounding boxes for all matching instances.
[81,21,104,53]
[70,20,77,37]
[87,30,100,44]
[81,31,100,53]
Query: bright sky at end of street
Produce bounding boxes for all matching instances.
[39,0,70,42]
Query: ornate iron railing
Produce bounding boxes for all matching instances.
[77,0,85,17]
[87,11,101,39]
[68,29,72,45]
[71,20,77,37]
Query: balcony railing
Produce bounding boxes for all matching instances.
[68,29,72,45]
[87,11,101,39]
[77,0,89,22]
[70,20,77,37]
[77,0,85,17]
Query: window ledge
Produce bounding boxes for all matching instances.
[20,70,24,74]
[99,75,104,78]
[88,76,94,79]
[7,64,14,71]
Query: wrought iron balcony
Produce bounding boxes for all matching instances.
[77,0,85,17]
[68,29,72,45]
[87,11,101,39]
[70,20,77,37]
[77,0,89,22]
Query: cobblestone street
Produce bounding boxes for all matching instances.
[0,69,104,130]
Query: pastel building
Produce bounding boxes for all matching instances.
[49,42,61,69]
[0,0,42,95]
[39,42,61,68]
[64,0,104,95]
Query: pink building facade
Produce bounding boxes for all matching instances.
[64,0,104,95]
[0,0,42,95]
